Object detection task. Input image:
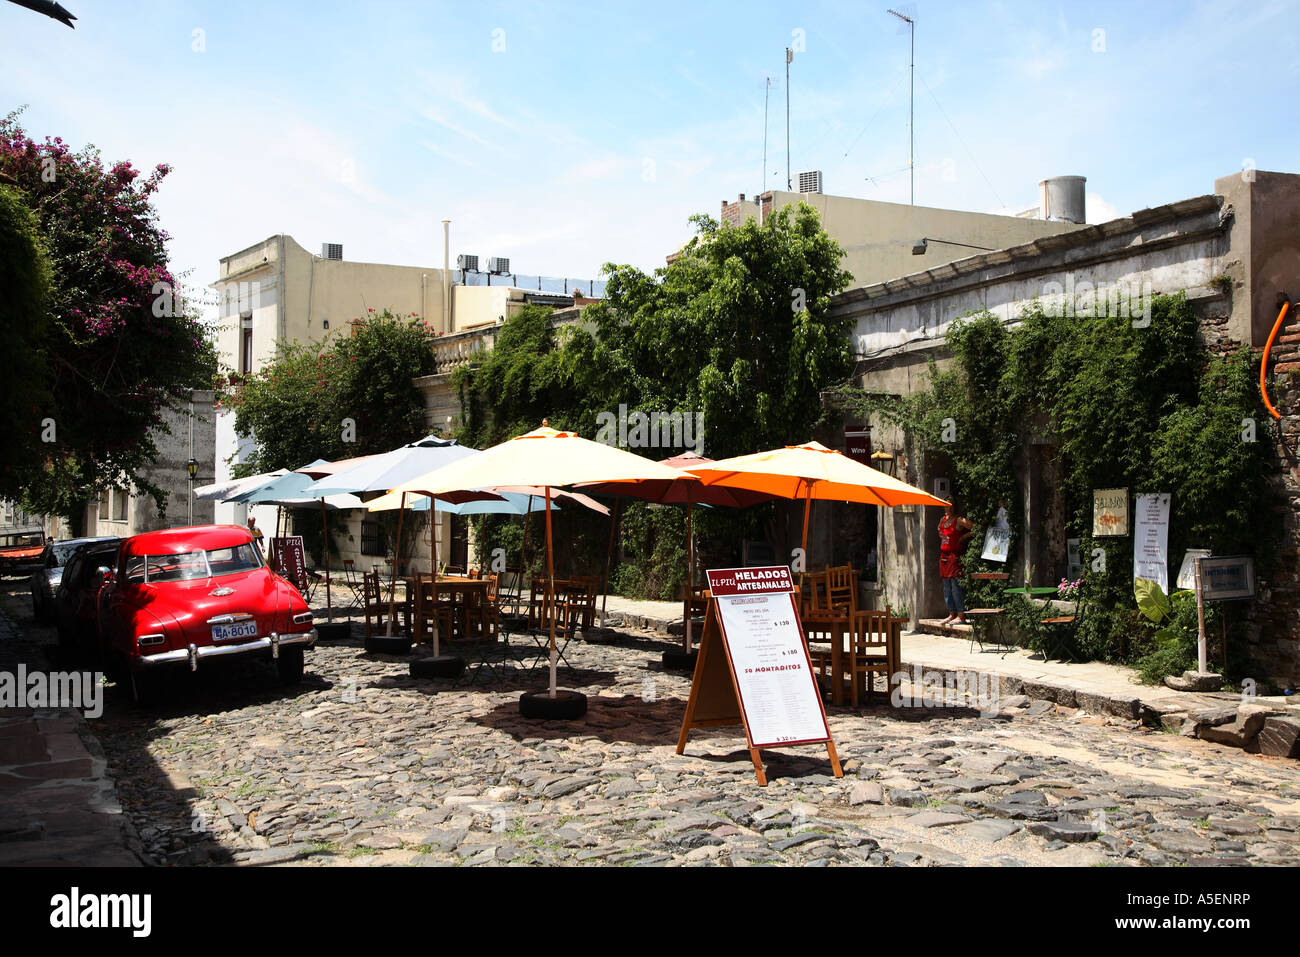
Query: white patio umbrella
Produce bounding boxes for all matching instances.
[193,469,287,502]
[374,424,689,717]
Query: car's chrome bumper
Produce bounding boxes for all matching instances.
[138,629,318,670]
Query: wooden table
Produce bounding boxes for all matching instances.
[805,611,905,707]
[404,576,493,641]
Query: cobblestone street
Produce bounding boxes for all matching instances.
[7,582,1300,868]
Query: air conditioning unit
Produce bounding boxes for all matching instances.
[457,254,479,272]
[487,256,510,275]
[797,170,823,194]
[320,243,343,260]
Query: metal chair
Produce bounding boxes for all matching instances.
[340,559,364,611]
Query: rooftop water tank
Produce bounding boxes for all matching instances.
[1039,176,1086,224]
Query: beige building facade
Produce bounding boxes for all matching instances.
[718,183,1089,287]
[210,235,602,572]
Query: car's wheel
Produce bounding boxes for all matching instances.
[276,647,305,685]
[364,634,412,655]
[519,689,588,720]
[409,655,465,680]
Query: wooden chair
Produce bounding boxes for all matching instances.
[478,573,501,639]
[362,569,388,637]
[845,611,894,707]
[825,564,858,617]
[410,572,454,644]
[796,570,828,619]
[571,575,599,630]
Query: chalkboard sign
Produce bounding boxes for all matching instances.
[270,536,308,594]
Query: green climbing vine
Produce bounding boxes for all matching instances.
[832,294,1272,676]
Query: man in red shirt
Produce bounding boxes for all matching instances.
[938,501,974,625]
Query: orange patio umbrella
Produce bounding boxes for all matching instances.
[686,441,950,568]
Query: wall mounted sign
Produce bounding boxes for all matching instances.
[676,566,841,786]
[844,429,871,466]
[1132,493,1171,592]
[1093,488,1129,537]
[980,506,1011,563]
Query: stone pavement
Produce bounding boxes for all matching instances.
[85,620,1300,867]
[10,579,1300,868]
[0,598,140,866]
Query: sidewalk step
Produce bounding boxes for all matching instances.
[915,618,974,638]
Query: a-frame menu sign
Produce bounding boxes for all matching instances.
[676,566,842,786]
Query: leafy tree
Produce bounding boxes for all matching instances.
[564,204,855,458]
[455,203,855,597]
[0,110,218,524]
[0,185,54,494]
[226,309,440,474]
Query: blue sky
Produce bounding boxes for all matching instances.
[3,0,1297,316]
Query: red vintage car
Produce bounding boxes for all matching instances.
[97,525,317,705]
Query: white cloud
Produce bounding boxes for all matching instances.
[1086,193,1121,225]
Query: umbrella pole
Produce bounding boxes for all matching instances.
[546,486,557,698]
[432,502,441,657]
[321,499,331,622]
[522,496,533,593]
[801,483,812,569]
[386,492,406,638]
[684,499,695,653]
[600,499,620,627]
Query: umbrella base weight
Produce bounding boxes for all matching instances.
[519,690,588,720]
[662,648,698,672]
[410,655,465,680]
[315,622,352,642]
[365,634,413,655]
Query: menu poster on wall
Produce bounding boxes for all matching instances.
[1132,493,1171,593]
[980,506,1011,562]
[1093,488,1129,537]
[704,567,830,749]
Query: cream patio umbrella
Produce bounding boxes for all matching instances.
[685,441,950,568]
[375,424,690,718]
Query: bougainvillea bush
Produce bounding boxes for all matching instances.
[0,110,217,524]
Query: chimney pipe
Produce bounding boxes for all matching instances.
[442,219,450,334]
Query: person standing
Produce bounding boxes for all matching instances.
[938,501,974,625]
[247,515,265,557]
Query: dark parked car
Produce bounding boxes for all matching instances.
[97,525,316,705]
[54,538,123,660]
[30,537,118,623]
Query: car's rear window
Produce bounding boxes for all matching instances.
[125,543,263,583]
